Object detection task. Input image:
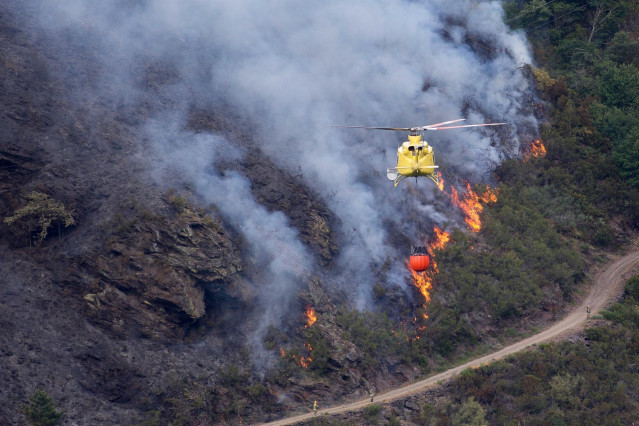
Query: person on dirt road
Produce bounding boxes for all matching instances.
[369,388,375,402]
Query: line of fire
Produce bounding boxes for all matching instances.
[287,137,547,366]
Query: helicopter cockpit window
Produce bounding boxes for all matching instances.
[408,146,416,156]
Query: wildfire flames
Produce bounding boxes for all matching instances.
[300,343,313,368]
[304,306,317,328]
[409,172,499,330]
[523,139,547,161]
[280,346,313,369]
[279,307,316,368]
[436,172,498,233]
[427,226,450,272]
[450,183,498,232]
[411,268,433,314]
[410,225,451,320]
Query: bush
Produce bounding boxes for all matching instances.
[362,403,383,421]
[625,275,639,301]
[21,390,62,426]
[4,191,74,246]
[614,127,639,190]
[451,397,488,426]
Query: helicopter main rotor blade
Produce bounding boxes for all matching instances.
[330,125,411,131]
[331,120,506,132]
[422,118,466,128]
[424,122,507,130]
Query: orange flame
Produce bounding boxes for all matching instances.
[450,183,481,232]
[409,225,450,315]
[299,357,312,368]
[280,344,313,368]
[426,226,450,273]
[299,342,313,368]
[436,172,498,233]
[480,187,498,204]
[450,183,497,232]
[428,226,450,253]
[411,268,433,304]
[304,306,317,328]
[436,171,445,192]
[523,139,546,161]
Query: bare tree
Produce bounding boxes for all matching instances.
[587,1,620,43]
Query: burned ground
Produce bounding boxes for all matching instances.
[0,3,344,424]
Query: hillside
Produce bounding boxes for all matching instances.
[1,0,638,425]
[260,250,639,424]
[273,0,639,423]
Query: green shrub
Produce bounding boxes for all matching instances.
[168,190,188,213]
[451,397,488,426]
[21,390,62,426]
[387,416,401,426]
[363,403,383,421]
[625,275,639,301]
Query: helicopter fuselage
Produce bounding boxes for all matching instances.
[387,133,439,186]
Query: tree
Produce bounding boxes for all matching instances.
[3,191,75,246]
[549,373,584,408]
[586,0,632,44]
[587,0,619,43]
[614,127,639,189]
[623,275,639,300]
[451,397,488,426]
[21,390,62,426]
[520,0,553,29]
[605,32,639,65]
[597,62,639,109]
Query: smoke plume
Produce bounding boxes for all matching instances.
[26,0,538,359]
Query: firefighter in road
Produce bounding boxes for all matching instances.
[313,400,318,416]
[369,388,375,402]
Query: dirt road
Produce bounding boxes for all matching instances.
[260,249,639,426]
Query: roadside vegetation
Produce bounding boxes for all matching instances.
[423,0,639,353]
[415,275,639,424]
[396,1,639,423]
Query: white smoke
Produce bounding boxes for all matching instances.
[27,0,537,348]
[148,120,311,366]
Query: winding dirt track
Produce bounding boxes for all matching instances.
[260,249,639,426]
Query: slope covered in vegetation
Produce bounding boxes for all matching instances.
[297,0,639,387]
[307,0,639,423]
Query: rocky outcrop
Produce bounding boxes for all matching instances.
[244,152,338,265]
[59,205,242,341]
[186,108,338,265]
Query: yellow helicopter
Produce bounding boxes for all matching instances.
[334,119,506,186]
